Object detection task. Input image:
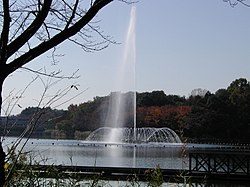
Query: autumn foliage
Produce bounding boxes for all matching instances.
[137,105,191,130]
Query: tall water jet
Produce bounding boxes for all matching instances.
[104,7,136,142]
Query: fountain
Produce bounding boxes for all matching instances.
[5,9,183,170]
[86,7,181,145]
[86,127,181,144]
[101,6,138,143]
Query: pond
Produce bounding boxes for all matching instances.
[3,137,249,186]
[3,137,188,169]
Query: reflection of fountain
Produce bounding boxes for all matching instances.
[86,127,181,144]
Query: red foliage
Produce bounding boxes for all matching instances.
[137,105,191,128]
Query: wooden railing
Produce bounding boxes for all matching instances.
[189,149,250,179]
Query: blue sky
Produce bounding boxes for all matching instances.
[2,0,250,114]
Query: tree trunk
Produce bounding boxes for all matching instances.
[0,79,6,187]
[0,144,5,187]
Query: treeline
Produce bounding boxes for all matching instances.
[2,78,250,143]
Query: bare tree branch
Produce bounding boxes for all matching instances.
[7,1,52,59]
[6,0,113,74]
[0,1,10,63]
[224,0,250,7]
[21,67,80,79]
[64,0,80,29]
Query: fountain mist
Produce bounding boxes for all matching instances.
[104,7,136,143]
[88,7,182,145]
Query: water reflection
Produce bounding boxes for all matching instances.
[3,137,249,186]
[3,137,187,169]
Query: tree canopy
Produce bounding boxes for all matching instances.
[6,78,250,144]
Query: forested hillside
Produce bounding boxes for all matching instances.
[2,78,250,143]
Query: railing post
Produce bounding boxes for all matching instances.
[189,152,192,172]
[248,155,250,175]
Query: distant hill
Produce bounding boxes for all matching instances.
[1,78,250,143]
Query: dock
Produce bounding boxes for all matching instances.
[16,148,250,184]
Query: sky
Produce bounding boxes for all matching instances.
[2,0,250,114]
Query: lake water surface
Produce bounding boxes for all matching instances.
[3,137,249,186]
[3,137,189,169]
